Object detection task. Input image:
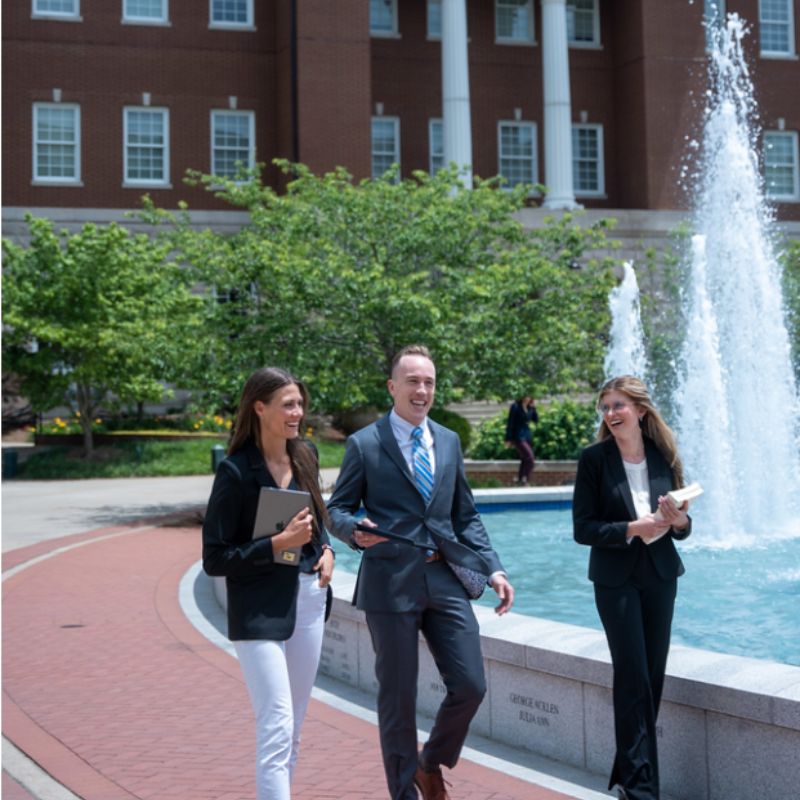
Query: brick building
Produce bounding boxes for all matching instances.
[2,0,799,238]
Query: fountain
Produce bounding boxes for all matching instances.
[673,14,800,543]
[603,261,650,381]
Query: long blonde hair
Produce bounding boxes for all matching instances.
[596,375,685,488]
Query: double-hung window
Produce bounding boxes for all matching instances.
[429,119,444,175]
[498,121,537,189]
[567,0,599,46]
[704,1,726,50]
[33,103,80,183]
[370,0,398,36]
[427,0,442,39]
[123,0,168,24]
[210,0,253,29]
[371,117,400,179]
[211,111,255,179]
[32,0,79,19]
[496,0,534,44]
[572,124,604,196]
[124,107,169,186]
[764,131,799,201]
[759,0,796,56]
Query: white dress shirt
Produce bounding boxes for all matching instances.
[389,409,436,476]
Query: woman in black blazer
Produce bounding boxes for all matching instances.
[573,376,691,800]
[504,395,539,485]
[203,367,334,800]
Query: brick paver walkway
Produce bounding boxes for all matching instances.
[2,521,581,800]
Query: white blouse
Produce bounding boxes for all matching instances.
[623,458,651,519]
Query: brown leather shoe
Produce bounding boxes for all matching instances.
[414,764,452,800]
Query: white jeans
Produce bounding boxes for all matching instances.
[234,572,327,800]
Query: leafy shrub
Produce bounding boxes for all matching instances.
[429,407,472,452]
[469,400,597,461]
[532,400,597,460]
[469,413,515,460]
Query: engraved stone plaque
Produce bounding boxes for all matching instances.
[319,615,360,687]
[488,661,584,766]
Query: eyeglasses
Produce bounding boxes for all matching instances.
[598,401,632,415]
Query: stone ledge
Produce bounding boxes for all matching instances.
[319,570,800,800]
[465,460,577,487]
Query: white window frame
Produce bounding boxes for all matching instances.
[32,0,80,20]
[567,0,600,48]
[32,102,81,184]
[123,106,170,187]
[209,0,254,30]
[497,120,538,189]
[429,119,444,175]
[764,130,800,201]
[210,110,256,179]
[123,0,169,25]
[371,116,401,180]
[370,0,399,38]
[427,0,442,40]
[572,123,605,197]
[495,0,535,45]
[759,0,796,57]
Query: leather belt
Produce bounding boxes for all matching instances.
[425,551,441,563]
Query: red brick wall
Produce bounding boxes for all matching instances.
[3,0,798,220]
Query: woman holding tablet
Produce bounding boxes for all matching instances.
[203,367,335,800]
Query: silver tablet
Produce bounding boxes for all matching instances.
[252,486,312,567]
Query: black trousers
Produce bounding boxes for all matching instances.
[594,551,677,800]
[513,439,535,482]
[365,561,486,800]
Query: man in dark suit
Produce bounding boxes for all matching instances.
[328,345,514,800]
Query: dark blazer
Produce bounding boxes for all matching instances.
[202,439,330,641]
[327,414,504,613]
[572,436,692,587]
[505,401,539,442]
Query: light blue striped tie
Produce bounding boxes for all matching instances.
[411,426,434,503]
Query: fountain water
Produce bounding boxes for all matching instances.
[675,14,800,543]
[604,261,649,381]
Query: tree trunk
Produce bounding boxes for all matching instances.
[76,382,95,457]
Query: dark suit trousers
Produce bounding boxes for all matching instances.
[594,550,677,800]
[365,561,486,800]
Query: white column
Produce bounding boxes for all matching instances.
[441,0,473,188]
[541,0,580,209]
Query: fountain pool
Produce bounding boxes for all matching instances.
[332,505,800,667]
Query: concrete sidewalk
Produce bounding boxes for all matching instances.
[2,476,607,800]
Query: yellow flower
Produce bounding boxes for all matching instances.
[76,411,81,417]
[94,418,102,424]
[225,420,232,429]
[194,422,201,430]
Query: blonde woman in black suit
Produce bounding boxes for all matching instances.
[573,376,691,800]
[203,367,335,800]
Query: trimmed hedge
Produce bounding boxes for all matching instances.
[428,407,472,453]
[469,400,597,461]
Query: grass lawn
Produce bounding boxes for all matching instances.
[19,438,347,480]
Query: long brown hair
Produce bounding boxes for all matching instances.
[596,375,685,488]
[228,367,329,532]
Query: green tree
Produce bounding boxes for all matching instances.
[2,216,201,455]
[781,238,800,378]
[146,162,617,414]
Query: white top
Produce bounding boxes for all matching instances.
[389,409,436,476]
[623,458,651,519]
